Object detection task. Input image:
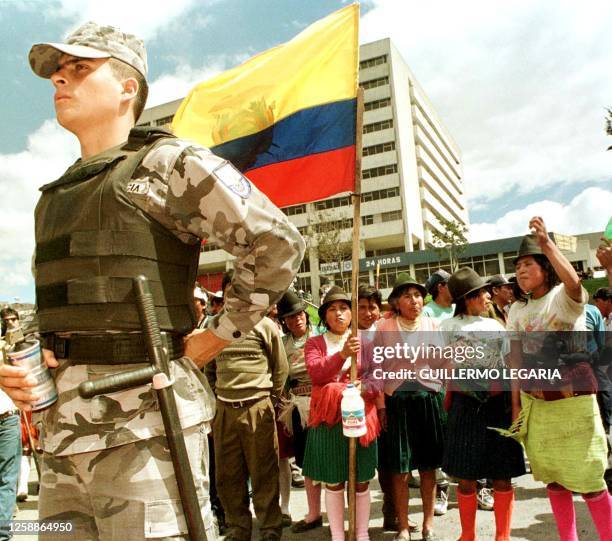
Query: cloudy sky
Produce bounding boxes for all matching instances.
[1,0,611,302]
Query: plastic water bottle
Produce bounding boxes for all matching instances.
[341,383,366,438]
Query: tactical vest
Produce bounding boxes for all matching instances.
[34,127,200,335]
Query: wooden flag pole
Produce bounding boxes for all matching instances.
[348,86,364,541]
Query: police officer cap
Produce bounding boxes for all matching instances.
[29,21,147,79]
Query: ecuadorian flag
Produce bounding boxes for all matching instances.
[172,4,359,208]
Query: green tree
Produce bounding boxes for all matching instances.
[305,210,353,290]
[606,107,612,150]
[430,218,469,272]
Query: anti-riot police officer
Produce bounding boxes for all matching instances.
[0,22,304,541]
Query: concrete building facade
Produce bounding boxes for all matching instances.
[138,38,469,296]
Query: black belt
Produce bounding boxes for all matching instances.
[0,410,19,421]
[42,333,184,365]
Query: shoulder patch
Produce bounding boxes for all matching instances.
[126,180,149,195]
[214,163,252,199]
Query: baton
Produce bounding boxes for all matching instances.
[78,276,207,540]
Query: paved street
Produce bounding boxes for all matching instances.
[14,465,600,540]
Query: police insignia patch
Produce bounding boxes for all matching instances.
[126,180,148,195]
[215,163,252,199]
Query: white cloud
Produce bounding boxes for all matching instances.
[469,186,612,242]
[147,54,248,107]
[48,0,209,40]
[0,121,79,301]
[360,0,612,206]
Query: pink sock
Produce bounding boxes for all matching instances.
[305,477,322,522]
[547,487,578,541]
[325,488,345,541]
[584,490,612,540]
[356,489,370,541]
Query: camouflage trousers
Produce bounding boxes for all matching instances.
[38,422,218,540]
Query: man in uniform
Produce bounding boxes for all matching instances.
[0,22,304,541]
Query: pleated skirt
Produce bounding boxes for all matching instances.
[302,423,377,483]
[443,393,526,480]
[378,390,447,473]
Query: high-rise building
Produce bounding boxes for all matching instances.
[138,38,469,296]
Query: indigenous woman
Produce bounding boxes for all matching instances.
[507,216,612,541]
[440,268,525,541]
[375,273,446,541]
[302,286,380,541]
[276,291,323,533]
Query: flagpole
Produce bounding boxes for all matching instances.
[348,85,364,541]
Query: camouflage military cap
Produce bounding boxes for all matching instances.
[29,21,147,79]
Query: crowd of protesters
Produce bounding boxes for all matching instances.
[182,216,610,541]
[2,217,611,541]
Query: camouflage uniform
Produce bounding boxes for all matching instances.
[27,23,305,541]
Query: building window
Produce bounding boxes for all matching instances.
[137,121,151,127]
[312,218,353,232]
[361,186,400,203]
[155,115,174,126]
[363,119,393,134]
[360,76,389,90]
[313,196,351,211]
[414,264,431,285]
[361,215,374,226]
[375,265,411,289]
[297,226,308,236]
[414,261,452,284]
[359,55,387,70]
[281,204,306,216]
[362,141,395,157]
[299,257,310,274]
[503,252,516,274]
[381,210,402,223]
[362,164,397,179]
[364,97,391,112]
[294,276,312,297]
[201,242,218,253]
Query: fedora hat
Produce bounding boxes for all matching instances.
[277,290,306,319]
[318,286,351,322]
[486,274,510,288]
[389,273,427,301]
[514,234,548,264]
[448,267,488,301]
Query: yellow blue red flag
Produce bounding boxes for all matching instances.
[172,4,359,207]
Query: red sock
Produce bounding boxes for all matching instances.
[547,487,578,541]
[457,491,477,541]
[584,490,612,540]
[493,489,514,541]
